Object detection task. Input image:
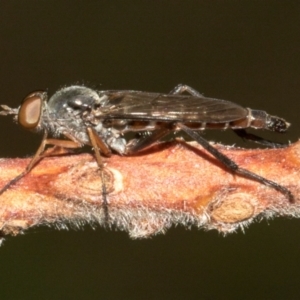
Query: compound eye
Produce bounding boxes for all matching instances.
[18,92,43,129]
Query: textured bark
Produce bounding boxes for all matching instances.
[0,140,299,241]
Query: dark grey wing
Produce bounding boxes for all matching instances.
[99,91,248,123]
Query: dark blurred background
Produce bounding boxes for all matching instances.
[0,1,299,299]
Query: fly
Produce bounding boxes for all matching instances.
[0,84,294,217]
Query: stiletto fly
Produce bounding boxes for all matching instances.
[0,84,294,215]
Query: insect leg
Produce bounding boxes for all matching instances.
[177,123,294,203]
[233,129,288,148]
[86,127,112,224]
[0,131,82,196]
[126,127,171,154]
[169,84,204,97]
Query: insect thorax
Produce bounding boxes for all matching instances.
[39,86,126,153]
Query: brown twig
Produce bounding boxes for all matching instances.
[0,140,299,240]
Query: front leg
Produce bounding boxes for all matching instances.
[0,131,83,196]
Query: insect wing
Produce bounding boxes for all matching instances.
[100,91,248,123]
